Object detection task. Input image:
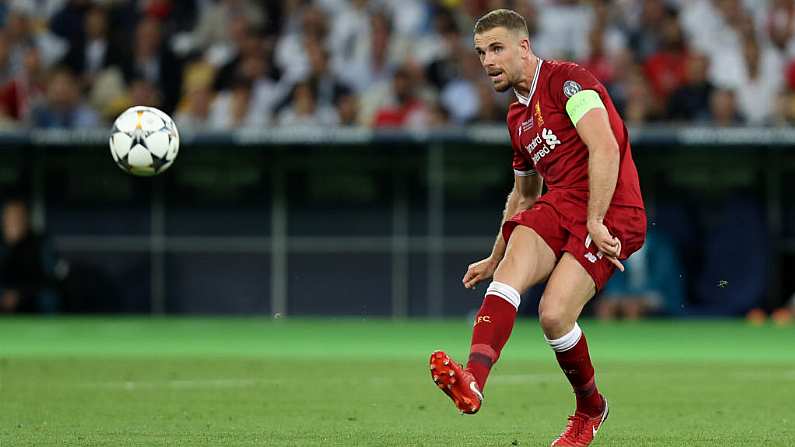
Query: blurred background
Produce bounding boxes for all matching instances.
[0,0,794,322]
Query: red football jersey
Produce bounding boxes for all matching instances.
[507,59,644,210]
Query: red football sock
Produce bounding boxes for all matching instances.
[550,328,604,416]
[466,290,518,391]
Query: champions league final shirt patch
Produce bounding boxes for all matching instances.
[563,80,582,98]
[518,118,533,136]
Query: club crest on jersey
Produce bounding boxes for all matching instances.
[518,118,533,136]
[533,101,544,127]
[563,80,582,98]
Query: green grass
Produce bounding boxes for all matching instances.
[1,317,794,446]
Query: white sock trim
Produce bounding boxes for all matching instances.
[486,281,521,310]
[545,323,583,352]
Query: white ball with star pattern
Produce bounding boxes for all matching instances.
[109,106,179,176]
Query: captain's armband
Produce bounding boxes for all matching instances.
[565,90,605,126]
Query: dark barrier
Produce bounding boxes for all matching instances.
[1,126,792,316]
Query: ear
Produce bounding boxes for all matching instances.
[519,37,530,58]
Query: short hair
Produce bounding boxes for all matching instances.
[473,9,529,37]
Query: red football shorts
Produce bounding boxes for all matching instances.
[502,192,647,291]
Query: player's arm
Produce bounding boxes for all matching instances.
[567,90,624,270]
[462,173,543,289]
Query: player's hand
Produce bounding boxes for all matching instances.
[586,220,624,272]
[462,257,498,289]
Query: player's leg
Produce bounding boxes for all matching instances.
[431,225,557,413]
[541,253,609,447]
[540,254,602,410]
[465,225,557,389]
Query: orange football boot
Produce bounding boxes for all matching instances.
[429,350,483,414]
[550,396,609,447]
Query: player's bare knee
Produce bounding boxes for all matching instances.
[538,304,574,338]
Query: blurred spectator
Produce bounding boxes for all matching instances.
[766,0,795,56]
[0,45,48,124]
[379,0,427,38]
[120,17,182,113]
[622,68,655,125]
[59,5,121,89]
[0,198,62,314]
[581,19,616,86]
[596,228,685,320]
[372,66,428,129]
[439,48,486,125]
[697,3,772,93]
[139,0,200,35]
[708,88,742,127]
[667,52,714,122]
[602,47,635,115]
[0,0,791,130]
[532,0,593,61]
[276,80,339,127]
[304,40,350,111]
[49,0,91,45]
[237,50,289,125]
[208,76,264,130]
[418,8,462,73]
[734,36,784,125]
[426,100,451,128]
[0,32,12,85]
[106,77,162,120]
[174,62,215,132]
[338,10,408,92]
[5,3,67,69]
[328,0,370,71]
[213,24,275,91]
[275,4,328,84]
[643,8,687,112]
[626,0,670,62]
[680,0,739,59]
[335,91,359,126]
[186,0,263,61]
[473,82,507,124]
[29,66,99,128]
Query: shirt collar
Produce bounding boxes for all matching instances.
[514,58,543,106]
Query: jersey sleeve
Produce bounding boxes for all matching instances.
[507,117,536,177]
[549,63,605,115]
[513,150,536,177]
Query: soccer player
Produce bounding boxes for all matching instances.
[429,9,646,447]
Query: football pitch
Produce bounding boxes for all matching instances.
[1,318,793,446]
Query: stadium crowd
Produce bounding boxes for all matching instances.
[1,0,795,131]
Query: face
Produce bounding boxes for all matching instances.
[48,71,78,108]
[474,27,528,92]
[3,202,28,244]
[85,8,107,39]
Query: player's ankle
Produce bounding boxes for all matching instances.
[577,392,604,417]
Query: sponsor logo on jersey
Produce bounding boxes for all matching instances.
[563,80,582,98]
[542,128,561,148]
[525,133,542,153]
[527,128,561,165]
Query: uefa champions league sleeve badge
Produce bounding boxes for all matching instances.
[563,80,582,98]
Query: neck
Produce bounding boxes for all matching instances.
[513,55,539,97]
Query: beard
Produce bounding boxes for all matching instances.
[493,79,511,92]
[487,69,511,92]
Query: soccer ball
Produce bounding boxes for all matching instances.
[109,106,179,176]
